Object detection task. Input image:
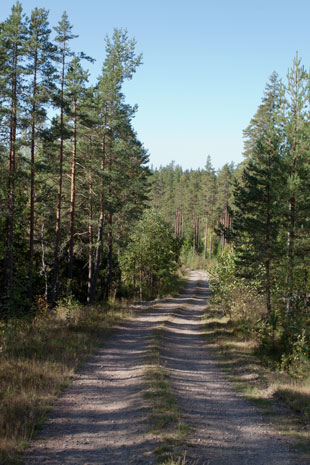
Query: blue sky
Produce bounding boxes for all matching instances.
[2,0,310,170]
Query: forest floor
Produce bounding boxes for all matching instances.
[24,271,308,465]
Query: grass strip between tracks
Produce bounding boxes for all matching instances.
[144,315,190,465]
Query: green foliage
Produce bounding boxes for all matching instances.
[180,244,209,270]
[210,248,310,373]
[208,248,236,312]
[0,5,149,313]
[120,210,182,298]
[225,61,310,372]
[232,73,287,317]
[148,159,236,262]
[209,248,266,335]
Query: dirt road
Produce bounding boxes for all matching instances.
[25,270,303,465]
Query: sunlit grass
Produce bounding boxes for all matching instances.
[203,303,310,456]
[0,300,131,465]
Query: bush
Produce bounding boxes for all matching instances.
[208,248,265,335]
[120,209,182,298]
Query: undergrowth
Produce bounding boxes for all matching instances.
[0,299,131,465]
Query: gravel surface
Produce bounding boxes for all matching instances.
[25,270,306,465]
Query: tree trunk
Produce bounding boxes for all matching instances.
[204,217,208,259]
[265,156,272,316]
[28,50,38,302]
[88,129,106,304]
[287,195,295,314]
[107,108,113,296]
[107,211,113,293]
[107,110,113,296]
[87,179,94,303]
[4,45,17,307]
[68,99,77,285]
[209,228,212,259]
[50,41,66,306]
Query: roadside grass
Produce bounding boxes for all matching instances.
[144,320,190,465]
[0,299,132,465]
[203,303,310,455]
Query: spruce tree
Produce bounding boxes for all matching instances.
[284,54,310,313]
[232,74,286,315]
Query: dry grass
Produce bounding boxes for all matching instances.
[272,379,310,419]
[203,303,310,456]
[159,454,188,465]
[0,300,131,465]
[144,322,190,465]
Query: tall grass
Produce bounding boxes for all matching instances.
[0,299,131,465]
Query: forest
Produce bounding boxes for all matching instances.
[0,2,152,314]
[2,2,310,463]
[0,2,234,315]
[150,60,310,371]
[2,0,310,368]
[2,2,310,367]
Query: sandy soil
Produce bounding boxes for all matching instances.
[25,271,306,465]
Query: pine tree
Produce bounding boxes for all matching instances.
[49,11,77,306]
[26,7,56,301]
[65,56,90,287]
[88,28,142,302]
[202,156,217,257]
[0,1,27,310]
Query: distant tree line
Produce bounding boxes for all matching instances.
[148,158,235,259]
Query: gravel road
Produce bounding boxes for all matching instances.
[25,270,305,465]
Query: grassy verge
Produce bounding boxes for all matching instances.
[144,320,190,465]
[203,303,310,455]
[0,299,132,465]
